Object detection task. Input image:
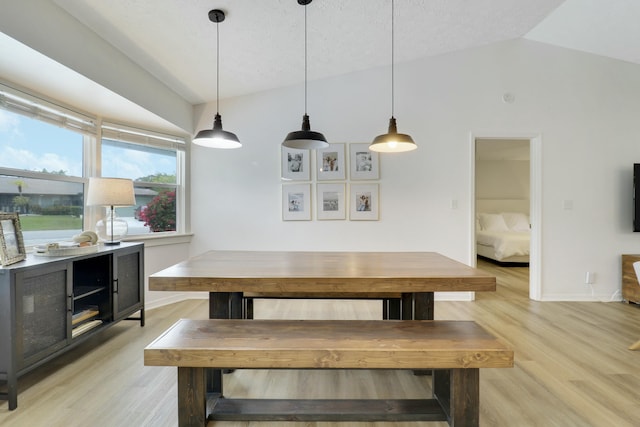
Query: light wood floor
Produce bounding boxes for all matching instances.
[1,259,640,427]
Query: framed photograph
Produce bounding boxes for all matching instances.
[282,184,311,220]
[316,183,346,220]
[281,147,311,181]
[317,143,345,181]
[0,213,26,265]
[350,184,379,221]
[350,143,379,180]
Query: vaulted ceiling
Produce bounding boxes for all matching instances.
[1,0,638,133]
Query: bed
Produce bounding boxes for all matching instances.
[476,202,530,264]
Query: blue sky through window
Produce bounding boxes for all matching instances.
[0,109,83,176]
[0,109,176,180]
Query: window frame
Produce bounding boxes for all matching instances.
[0,82,190,247]
[99,123,187,237]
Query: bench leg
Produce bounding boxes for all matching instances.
[178,367,207,427]
[433,369,479,427]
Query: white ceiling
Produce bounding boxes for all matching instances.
[1,0,639,133]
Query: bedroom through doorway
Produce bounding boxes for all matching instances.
[474,138,532,298]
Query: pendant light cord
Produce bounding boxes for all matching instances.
[304,2,308,115]
[391,0,395,118]
[216,18,220,115]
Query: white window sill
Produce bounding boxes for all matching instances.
[122,232,193,247]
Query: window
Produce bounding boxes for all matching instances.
[101,123,186,236]
[0,83,187,246]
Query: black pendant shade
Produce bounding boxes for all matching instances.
[282,0,328,150]
[283,114,328,150]
[193,9,242,149]
[193,113,241,149]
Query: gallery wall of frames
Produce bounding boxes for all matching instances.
[281,143,380,221]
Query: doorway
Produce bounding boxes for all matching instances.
[470,134,542,300]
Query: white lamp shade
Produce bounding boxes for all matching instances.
[86,177,136,207]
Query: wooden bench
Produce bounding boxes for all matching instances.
[144,319,513,427]
[241,291,404,319]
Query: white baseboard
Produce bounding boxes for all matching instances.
[145,293,208,311]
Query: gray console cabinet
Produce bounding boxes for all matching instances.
[0,242,144,410]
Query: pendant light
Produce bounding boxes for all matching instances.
[193,9,241,149]
[369,0,417,153]
[282,0,329,150]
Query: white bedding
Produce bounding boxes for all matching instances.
[476,230,530,261]
[475,212,530,262]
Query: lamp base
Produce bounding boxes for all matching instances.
[96,209,128,244]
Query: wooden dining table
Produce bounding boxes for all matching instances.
[149,250,497,401]
[149,250,496,320]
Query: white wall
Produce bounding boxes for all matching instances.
[476,160,530,202]
[144,241,197,309]
[191,38,640,301]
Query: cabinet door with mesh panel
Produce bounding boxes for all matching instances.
[112,245,144,323]
[15,263,71,369]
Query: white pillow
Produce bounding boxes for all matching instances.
[501,212,530,232]
[478,213,509,232]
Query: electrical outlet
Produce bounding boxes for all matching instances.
[585,272,595,284]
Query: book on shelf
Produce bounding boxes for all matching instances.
[72,306,100,325]
[72,319,103,338]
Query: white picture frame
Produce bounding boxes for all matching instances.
[349,143,379,180]
[281,147,311,181]
[317,143,346,181]
[282,184,311,220]
[316,183,346,220]
[350,183,379,221]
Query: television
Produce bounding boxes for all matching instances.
[635,164,640,232]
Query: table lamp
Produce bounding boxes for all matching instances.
[86,177,136,245]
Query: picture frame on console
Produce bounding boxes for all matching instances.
[0,212,26,266]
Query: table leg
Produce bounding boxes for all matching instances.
[401,292,434,320]
[209,292,230,319]
[208,292,231,393]
[230,292,242,319]
[412,292,434,376]
[401,293,413,320]
[414,292,434,320]
[385,298,401,319]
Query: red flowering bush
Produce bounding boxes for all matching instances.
[141,190,176,232]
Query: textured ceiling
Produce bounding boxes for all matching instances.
[1,0,639,132]
[52,0,565,104]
